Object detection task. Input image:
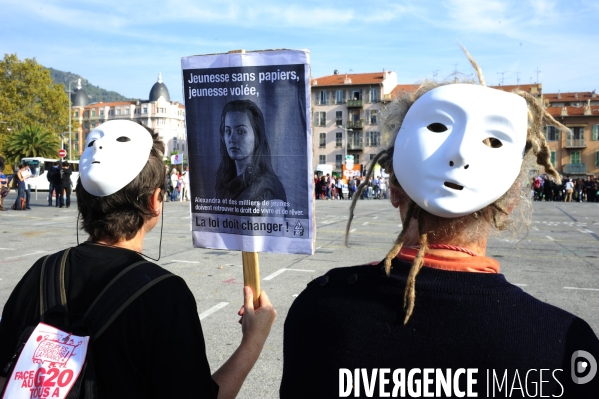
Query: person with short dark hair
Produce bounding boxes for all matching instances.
[58,161,72,208]
[0,120,276,398]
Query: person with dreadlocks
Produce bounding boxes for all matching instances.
[280,52,599,398]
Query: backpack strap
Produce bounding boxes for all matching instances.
[84,261,176,341]
[39,248,71,325]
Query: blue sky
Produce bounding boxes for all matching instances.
[2,0,598,103]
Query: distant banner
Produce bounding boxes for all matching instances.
[181,49,313,255]
[171,154,183,165]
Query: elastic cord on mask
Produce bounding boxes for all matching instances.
[76,200,164,261]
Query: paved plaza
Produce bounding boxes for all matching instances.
[1,191,598,398]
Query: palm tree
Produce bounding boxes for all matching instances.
[4,125,60,166]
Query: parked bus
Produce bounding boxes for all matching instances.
[20,157,79,191]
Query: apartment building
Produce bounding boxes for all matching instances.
[311,70,406,174]
[70,73,187,159]
[543,91,599,177]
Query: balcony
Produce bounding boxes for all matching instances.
[565,138,586,148]
[347,142,363,150]
[347,120,363,129]
[347,99,363,108]
[563,163,586,174]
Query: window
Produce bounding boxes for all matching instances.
[84,122,89,129]
[336,90,344,104]
[125,108,130,115]
[571,151,581,164]
[116,108,121,116]
[350,109,360,122]
[352,90,361,100]
[593,124,599,141]
[319,155,326,164]
[143,107,148,114]
[336,132,342,147]
[319,133,326,147]
[91,109,96,117]
[349,132,363,148]
[571,127,584,139]
[366,131,380,147]
[74,111,79,117]
[550,151,556,167]
[354,154,360,165]
[544,126,558,141]
[370,154,375,160]
[182,144,185,152]
[91,122,96,128]
[158,119,166,125]
[336,154,342,168]
[109,109,114,116]
[100,110,105,117]
[315,112,326,127]
[369,109,379,125]
[596,151,599,167]
[370,87,380,102]
[319,91,327,105]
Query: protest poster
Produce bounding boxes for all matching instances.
[181,49,313,255]
[171,154,183,165]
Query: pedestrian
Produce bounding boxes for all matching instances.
[0,157,7,211]
[59,161,73,208]
[335,177,344,200]
[170,168,179,201]
[0,120,276,398]
[564,178,574,202]
[281,56,599,397]
[12,163,31,210]
[182,166,190,201]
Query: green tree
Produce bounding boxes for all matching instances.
[0,54,69,155]
[3,125,60,166]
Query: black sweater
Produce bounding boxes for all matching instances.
[281,258,599,398]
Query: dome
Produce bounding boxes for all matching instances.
[149,72,170,102]
[71,79,89,107]
[71,88,89,107]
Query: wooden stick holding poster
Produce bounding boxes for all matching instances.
[242,251,261,308]
[181,49,314,305]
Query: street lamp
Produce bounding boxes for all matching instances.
[67,79,81,161]
[337,125,353,166]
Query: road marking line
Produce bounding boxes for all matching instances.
[263,268,316,281]
[563,287,599,291]
[362,222,369,225]
[532,227,539,231]
[350,229,357,233]
[4,251,46,260]
[373,217,378,219]
[293,294,298,297]
[199,302,229,320]
[513,284,528,287]
[171,260,201,264]
[322,220,333,224]
[578,229,595,234]
[0,248,16,250]
[546,236,555,241]
[263,269,287,280]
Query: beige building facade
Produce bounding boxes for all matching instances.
[310,70,402,174]
[70,74,187,161]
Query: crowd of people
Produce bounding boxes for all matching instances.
[166,165,190,202]
[314,173,389,200]
[532,175,599,202]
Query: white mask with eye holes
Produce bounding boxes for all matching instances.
[80,120,153,196]
[393,84,528,218]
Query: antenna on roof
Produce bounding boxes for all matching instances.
[497,71,506,86]
[516,72,520,87]
[535,67,541,83]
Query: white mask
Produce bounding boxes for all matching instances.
[80,120,153,196]
[393,84,528,218]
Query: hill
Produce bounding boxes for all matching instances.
[48,67,138,103]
